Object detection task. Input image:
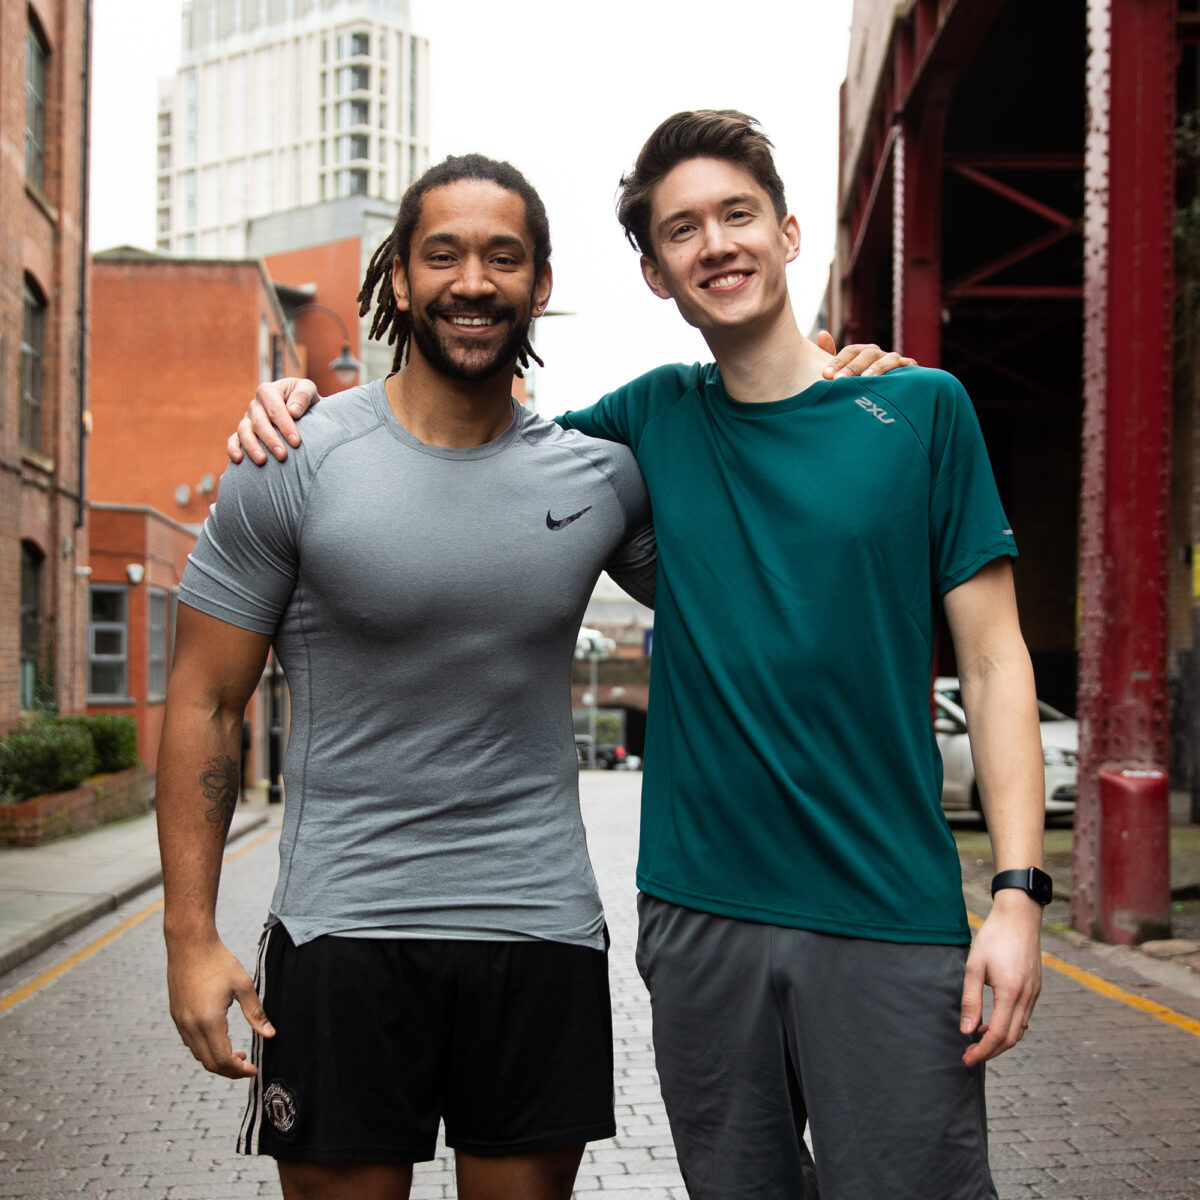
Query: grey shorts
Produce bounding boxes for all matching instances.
[635,894,995,1200]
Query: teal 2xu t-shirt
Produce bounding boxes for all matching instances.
[561,363,1016,945]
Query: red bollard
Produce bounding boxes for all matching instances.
[1098,765,1171,945]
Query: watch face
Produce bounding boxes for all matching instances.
[1029,867,1053,906]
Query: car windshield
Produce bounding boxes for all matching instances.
[936,685,1069,723]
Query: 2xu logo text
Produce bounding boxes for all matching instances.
[854,396,895,425]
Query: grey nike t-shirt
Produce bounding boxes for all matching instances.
[180,377,656,950]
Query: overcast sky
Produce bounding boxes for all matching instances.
[90,0,854,414]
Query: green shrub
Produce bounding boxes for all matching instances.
[0,723,98,804]
[57,714,140,773]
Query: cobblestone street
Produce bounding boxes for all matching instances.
[3,773,1200,1197]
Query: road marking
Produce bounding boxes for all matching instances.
[0,826,279,1016]
[967,909,1200,1039]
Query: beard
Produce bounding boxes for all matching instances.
[408,298,532,382]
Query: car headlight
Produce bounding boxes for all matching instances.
[1043,746,1077,767]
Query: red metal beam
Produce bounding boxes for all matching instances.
[945,222,1082,297]
[1073,0,1177,942]
[946,163,1077,228]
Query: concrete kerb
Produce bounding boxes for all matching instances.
[0,804,271,980]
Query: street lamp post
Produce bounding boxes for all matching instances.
[286,302,364,384]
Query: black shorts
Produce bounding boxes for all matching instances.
[237,925,615,1164]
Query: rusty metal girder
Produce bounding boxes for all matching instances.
[1072,0,1177,940]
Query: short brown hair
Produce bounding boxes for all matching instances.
[616,110,788,259]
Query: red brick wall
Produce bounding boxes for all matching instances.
[88,258,298,771]
[90,259,299,524]
[0,0,91,729]
[264,238,364,396]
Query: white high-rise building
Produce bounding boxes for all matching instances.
[156,0,430,258]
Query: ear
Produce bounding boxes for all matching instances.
[640,254,673,301]
[390,256,410,312]
[782,215,801,265]
[533,262,553,314]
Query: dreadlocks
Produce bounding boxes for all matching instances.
[358,154,551,376]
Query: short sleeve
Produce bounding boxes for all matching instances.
[179,455,305,634]
[927,375,1017,595]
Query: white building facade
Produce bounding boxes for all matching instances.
[156,0,430,257]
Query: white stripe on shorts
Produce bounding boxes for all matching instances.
[236,925,274,1155]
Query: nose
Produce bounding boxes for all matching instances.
[699,219,735,262]
[450,255,498,299]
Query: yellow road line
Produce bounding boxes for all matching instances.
[0,825,279,1016]
[967,908,1200,1039]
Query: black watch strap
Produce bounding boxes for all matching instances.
[991,867,1053,906]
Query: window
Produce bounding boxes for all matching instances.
[26,21,47,190]
[337,133,369,162]
[337,64,369,94]
[338,30,369,58]
[336,168,368,197]
[148,589,169,700]
[337,99,369,128]
[19,543,44,711]
[89,587,128,700]
[182,170,196,228]
[21,281,45,453]
[183,68,197,166]
[158,111,171,139]
[158,144,171,171]
[408,38,418,137]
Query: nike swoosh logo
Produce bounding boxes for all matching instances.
[546,506,592,531]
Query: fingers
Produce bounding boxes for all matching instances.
[826,348,918,379]
[815,329,837,356]
[226,432,245,465]
[961,964,1041,1067]
[173,1005,260,1079]
[244,398,295,463]
[236,979,276,1042]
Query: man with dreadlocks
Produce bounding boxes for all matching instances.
[157,154,657,1199]
[233,110,1046,1200]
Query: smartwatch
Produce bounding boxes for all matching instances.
[991,867,1053,906]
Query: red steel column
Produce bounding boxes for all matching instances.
[893,76,953,366]
[1073,0,1177,941]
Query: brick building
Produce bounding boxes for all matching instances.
[0,0,92,730]
[87,250,300,768]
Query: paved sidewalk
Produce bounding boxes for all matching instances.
[0,793,274,978]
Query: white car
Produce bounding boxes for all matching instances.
[933,676,1076,821]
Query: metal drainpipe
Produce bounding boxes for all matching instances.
[76,0,91,534]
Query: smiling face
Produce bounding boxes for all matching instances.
[393,179,552,383]
[639,156,799,340]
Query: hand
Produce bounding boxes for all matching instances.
[959,890,1043,1066]
[166,936,275,1078]
[226,377,320,465]
[816,330,917,379]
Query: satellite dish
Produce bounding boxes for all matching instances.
[175,484,191,506]
[197,473,216,494]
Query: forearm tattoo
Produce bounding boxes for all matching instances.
[199,755,239,832]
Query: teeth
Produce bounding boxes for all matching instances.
[449,316,493,326]
[706,273,746,289]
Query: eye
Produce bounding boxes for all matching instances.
[728,208,753,222]
[669,222,697,241]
